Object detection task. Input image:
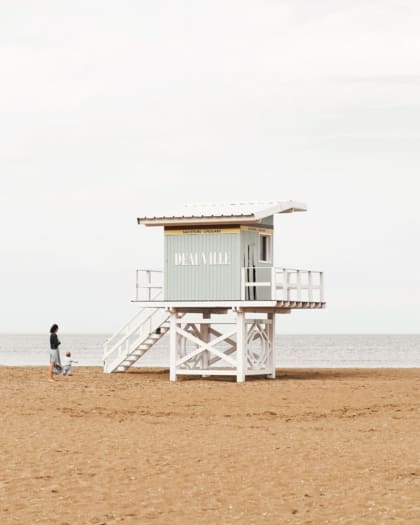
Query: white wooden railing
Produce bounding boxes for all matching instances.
[132,267,324,303]
[135,269,163,301]
[241,267,324,302]
[103,287,166,372]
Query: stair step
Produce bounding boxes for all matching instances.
[105,311,180,373]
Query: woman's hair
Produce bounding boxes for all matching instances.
[50,324,59,333]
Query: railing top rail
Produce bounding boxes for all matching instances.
[104,304,167,359]
[105,289,163,344]
[242,266,323,273]
[274,267,323,273]
[136,268,163,273]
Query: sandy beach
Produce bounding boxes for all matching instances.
[1,367,420,524]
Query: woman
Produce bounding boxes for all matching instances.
[48,324,61,382]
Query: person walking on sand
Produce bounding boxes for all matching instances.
[48,324,61,382]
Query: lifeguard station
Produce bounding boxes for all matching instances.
[104,201,325,382]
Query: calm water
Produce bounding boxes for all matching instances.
[0,334,419,368]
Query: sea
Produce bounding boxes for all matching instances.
[1,334,419,368]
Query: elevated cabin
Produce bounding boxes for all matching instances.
[104,201,325,382]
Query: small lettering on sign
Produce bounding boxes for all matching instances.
[180,229,223,234]
[174,252,231,266]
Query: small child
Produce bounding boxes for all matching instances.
[63,352,78,376]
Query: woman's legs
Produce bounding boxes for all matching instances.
[48,361,57,381]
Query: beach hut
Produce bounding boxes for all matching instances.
[103,201,325,381]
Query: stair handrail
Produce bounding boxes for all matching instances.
[104,289,163,358]
[103,306,166,362]
[104,308,169,372]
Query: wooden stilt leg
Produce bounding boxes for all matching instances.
[201,312,210,377]
[236,311,246,383]
[169,309,177,381]
[267,312,276,379]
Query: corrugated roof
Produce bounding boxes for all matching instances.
[137,201,307,226]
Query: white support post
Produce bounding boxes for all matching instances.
[271,267,276,300]
[201,312,210,375]
[236,311,246,383]
[320,272,324,303]
[267,312,276,379]
[169,309,177,381]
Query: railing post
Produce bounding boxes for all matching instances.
[308,271,313,302]
[146,270,151,301]
[320,272,324,303]
[283,269,289,301]
[135,270,139,301]
[241,267,246,301]
[296,270,302,302]
[236,310,246,382]
[271,267,276,301]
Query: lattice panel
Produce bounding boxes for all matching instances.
[246,320,271,370]
[177,323,202,370]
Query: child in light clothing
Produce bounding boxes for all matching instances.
[63,352,78,376]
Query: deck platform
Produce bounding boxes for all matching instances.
[132,300,326,313]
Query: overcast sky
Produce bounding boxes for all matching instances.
[1,1,420,334]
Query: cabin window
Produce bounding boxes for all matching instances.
[259,234,272,262]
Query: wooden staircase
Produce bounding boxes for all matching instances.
[104,293,173,373]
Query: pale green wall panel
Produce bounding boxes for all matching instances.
[165,232,241,300]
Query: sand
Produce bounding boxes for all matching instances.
[1,367,420,524]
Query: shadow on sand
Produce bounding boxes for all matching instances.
[125,367,386,382]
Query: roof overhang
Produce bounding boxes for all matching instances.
[137,200,307,227]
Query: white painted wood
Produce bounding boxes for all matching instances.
[138,201,307,227]
[308,271,313,302]
[106,266,325,378]
[283,269,290,301]
[175,327,237,367]
[133,300,325,309]
[175,368,272,376]
[296,270,302,301]
[271,267,276,301]
[169,310,177,381]
[236,311,246,383]
[175,319,235,325]
[103,300,171,373]
[267,313,276,379]
[201,313,210,374]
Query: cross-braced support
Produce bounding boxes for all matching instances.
[168,309,276,382]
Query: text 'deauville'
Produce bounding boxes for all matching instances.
[174,252,231,266]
